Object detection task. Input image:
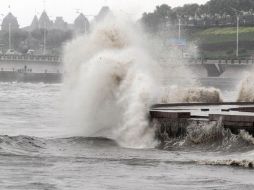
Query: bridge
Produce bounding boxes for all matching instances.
[188,58,254,77]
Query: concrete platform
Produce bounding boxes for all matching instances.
[0,71,62,83]
[150,102,254,139]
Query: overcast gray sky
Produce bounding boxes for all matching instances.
[0,0,209,27]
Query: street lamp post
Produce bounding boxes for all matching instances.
[236,15,239,57]
[8,23,12,50]
[43,22,46,55]
[231,7,243,58]
[178,18,181,41]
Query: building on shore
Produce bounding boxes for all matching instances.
[1,12,19,31]
[54,17,68,30]
[38,11,53,29]
[74,13,89,34]
[29,13,68,31]
[30,16,39,31]
[95,6,112,22]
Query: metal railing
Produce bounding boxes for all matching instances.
[189,58,254,65]
[0,54,61,63]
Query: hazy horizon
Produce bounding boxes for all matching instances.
[0,0,209,27]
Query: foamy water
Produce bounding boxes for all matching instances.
[237,75,254,102]
[1,15,254,190]
[63,17,160,148]
[0,80,253,190]
[62,16,229,148]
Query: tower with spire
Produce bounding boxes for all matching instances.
[96,6,112,22]
[30,15,39,30]
[54,17,67,30]
[74,13,89,34]
[1,12,19,31]
[38,11,53,29]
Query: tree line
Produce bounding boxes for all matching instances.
[141,0,254,32]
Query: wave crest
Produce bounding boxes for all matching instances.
[162,120,254,152]
[161,87,222,103]
[238,76,254,102]
[63,16,158,149]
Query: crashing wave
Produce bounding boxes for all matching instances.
[63,16,159,148]
[162,119,254,152]
[237,76,254,102]
[161,86,223,103]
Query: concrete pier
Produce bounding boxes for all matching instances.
[0,54,62,83]
[150,102,254,140]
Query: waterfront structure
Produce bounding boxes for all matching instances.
[29,14,68,31]
[96,6,111,22]
[38,11,53,29]
[54,17,68,30]
[0,54,62,83]
[30,16,39,31]
[1,12,19,31]
[74,13,89,33]
[150,102,254,140]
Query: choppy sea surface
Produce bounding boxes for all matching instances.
[0,80,253,190]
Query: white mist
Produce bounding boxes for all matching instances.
[63,16,159,148]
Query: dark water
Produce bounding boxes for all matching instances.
[0,81,253,190]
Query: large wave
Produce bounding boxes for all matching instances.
[159,121,254,168]
[161,86,222,103]
[237,75,254,102]
[63,16,159,148]
[62,14,228,149]
[162,120,254,150]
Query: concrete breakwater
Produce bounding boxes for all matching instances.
[0,71,62,83]
[0,54,62,83]
[150,102,254,142]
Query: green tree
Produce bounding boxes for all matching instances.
[141,4,177,33]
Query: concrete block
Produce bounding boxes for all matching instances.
[150,111,191,119]
[209,114,254,123]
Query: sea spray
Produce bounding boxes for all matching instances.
[63,16,159,148]
[62,14,224,148]
[237,75,254,102]
[163,119,254,152]
[161,86,223,103]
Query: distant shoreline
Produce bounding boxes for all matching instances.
[0,71,62,83]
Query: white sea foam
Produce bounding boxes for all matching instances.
[63,16,159,148]
[161,86,222,103]
[237,75,254,102]
[62,13,226,148]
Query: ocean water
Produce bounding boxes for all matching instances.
[0,81,253,190]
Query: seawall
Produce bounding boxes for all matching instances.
[150,102,254,142]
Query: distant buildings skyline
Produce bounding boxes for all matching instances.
[0,0,209,27]
[0,6,111,32]
[1,12,19,31]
